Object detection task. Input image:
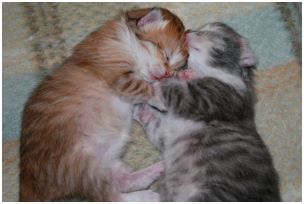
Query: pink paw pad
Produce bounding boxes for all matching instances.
[134,104,157,124]
[147,161,165,175]
[178,69,196,80]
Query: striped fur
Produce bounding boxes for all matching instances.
[134,23,281,201]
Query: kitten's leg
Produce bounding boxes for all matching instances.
[147,82,167,111]
[86,183,160,202]
[158,172,170,201]
[120,190,159,202]
[113,161,164,193]
[75,158,163,201]
[113,71,166,111]
[133,104,164,150]
[133,103,159,125]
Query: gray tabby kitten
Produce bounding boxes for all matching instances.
[133,23,281,201]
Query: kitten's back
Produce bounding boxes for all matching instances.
[163,122,280,201]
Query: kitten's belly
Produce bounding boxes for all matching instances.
[76,91,133,160]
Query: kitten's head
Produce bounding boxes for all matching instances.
[127,7,188,81]
[186,22,257,84]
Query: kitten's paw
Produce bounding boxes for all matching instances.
[139,190,160,202]
[148,98,166,112]
[121,190,160,202]
[144,161,165,179]
[148,82,167,111]
[118,161,165,192]
[133,104,157,125]
[177,69,196,80]
[133,104,145,123]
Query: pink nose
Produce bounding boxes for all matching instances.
[164,70,173,77]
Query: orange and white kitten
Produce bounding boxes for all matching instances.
[20,7,187,201]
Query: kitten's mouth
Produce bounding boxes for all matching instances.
[150,71,173,81]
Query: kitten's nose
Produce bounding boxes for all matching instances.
[165,70,173,77]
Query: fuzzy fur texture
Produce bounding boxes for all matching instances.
[134,22,281,201]
[19,7,187,201]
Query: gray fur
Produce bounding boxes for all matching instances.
[134,23,281,201]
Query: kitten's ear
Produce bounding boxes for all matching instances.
[137,8,163,27]
[126,8,153,21]
[240,38,257,82]
[240,38,257,69]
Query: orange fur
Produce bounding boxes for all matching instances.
[127,7,188,71]
[20,7,187,201]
